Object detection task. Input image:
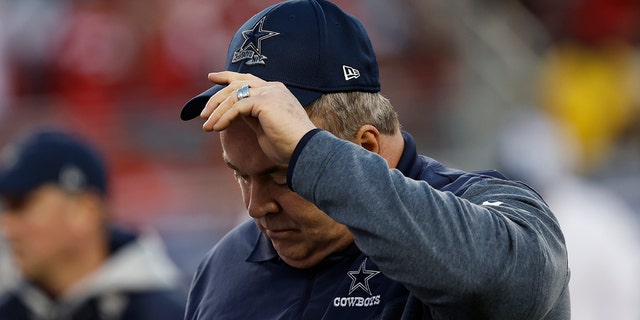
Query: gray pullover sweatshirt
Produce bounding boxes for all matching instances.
[289,130,570,319]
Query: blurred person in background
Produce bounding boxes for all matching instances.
[180,0,569,318]
[534,0,640,176]
[519,3,640,317]
[532,0,640,218]
[498,110,640,320]
[0,129,186,319]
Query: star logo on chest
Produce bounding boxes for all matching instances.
[347,258,380,295]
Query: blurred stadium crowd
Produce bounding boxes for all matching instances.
[0,0,639,318]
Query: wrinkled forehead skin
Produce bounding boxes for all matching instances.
[220,120,269,171]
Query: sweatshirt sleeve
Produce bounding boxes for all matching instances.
[289,130,569,319]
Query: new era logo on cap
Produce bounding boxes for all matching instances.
[342,65,360,81]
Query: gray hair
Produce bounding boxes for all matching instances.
[306,92,400,140]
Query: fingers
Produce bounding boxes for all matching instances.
[201,72,264,131]
[200,72,260,119]
[202,86,249,131]
[208,71,262,84]
[207,92,255,131]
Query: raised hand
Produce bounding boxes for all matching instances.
[200,71,317,165]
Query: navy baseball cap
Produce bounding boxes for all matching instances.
[180,0,380,120]
[0,130,108,197]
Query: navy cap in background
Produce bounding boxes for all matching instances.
[0,130,108,197]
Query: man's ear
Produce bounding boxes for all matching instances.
[354,125,381,154]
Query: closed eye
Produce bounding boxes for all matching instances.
[233,171,250,184]
[270,173,287,186]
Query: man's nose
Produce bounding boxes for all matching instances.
[246,181,280,219]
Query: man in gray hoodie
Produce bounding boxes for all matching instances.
[180,1,570,319]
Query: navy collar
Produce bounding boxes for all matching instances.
[396,131,424,180]
[247,233,279,263]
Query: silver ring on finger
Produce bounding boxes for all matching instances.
[236,85,250,101]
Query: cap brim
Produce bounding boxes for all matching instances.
[180,84,323,121]
[0,167,39,197]
[180,85,223,121]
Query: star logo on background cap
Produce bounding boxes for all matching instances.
[232,16,279,66]
[347,258,380,295]
[59,165,86,193]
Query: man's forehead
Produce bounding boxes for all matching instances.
[221,126,258,152]
[219,121,289,176]
[219,119,256,145]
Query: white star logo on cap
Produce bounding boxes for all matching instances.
[232,17,279,66]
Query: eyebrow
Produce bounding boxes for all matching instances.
[223,156,287,177]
